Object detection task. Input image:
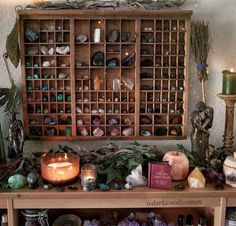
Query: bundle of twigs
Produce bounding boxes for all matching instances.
[190,20,210,103]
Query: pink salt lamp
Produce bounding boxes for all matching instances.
[162,151,189,181]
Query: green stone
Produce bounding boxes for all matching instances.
[8,174,27,189]
[26,61,31,67]
[66,95,71,102]
[50,95,56,102]
[65,127,72,136]
[99,183,109,191]
[57,93,64,102]
[43,96,48,102]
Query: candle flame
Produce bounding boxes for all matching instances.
[230,68,234,72]
[65,153,68,160]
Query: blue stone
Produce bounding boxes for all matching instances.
[27,76,32,80]
[107,58,119,68]
[114,182,122,190]
[33,74,39,79]
[33,64,39,67]
[42,86,48,91]
[27,86,33,91]
[25,29,39,42]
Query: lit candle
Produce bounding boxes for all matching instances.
[222,70,236,94]
[80,164,97,191]
[41,153,80,184]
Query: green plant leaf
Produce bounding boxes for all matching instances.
[6,19,20,68]
[0,83,19,113]
[128,158,140,170]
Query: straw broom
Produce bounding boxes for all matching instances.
[190,20,210,103]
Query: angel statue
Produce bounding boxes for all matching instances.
[190,101,214,162]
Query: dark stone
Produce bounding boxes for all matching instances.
[140,72,152,79]
[107,30,120,42]
[66,116,72,124]
[179,74,184,79]
[56,186,65,192]
[114,182,122,190]
[140,108,145,113]
[163,63,169,67]
[25,29,39,42]
[155,127,167,136]
[163,73,169,78]
[27,172,39,189]
[170,73,176,78]
[43,96,48,102]
[121,32,136,42]
[141,85,153,90]
[50,94,56,102]
[141,49,150,55]
[140,116,152,124]
[141,59,153,66]
[107,58,119,68]
[176,108,184,114]
[121,53,135,66]
[44,116,53,125]
[154,116,163,124]
[91,51,104,66]
[68,185,78,190]
[147,108,153,113]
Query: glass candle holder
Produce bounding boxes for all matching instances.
[41,153,80,185]
[222,70,236,94]
[80,164,97,191]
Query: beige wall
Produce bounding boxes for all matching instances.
[0,0,235,153]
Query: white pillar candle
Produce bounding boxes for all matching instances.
[94,28,101,43]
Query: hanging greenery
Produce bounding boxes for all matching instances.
[190,20,210,103]
[25,0,185,10]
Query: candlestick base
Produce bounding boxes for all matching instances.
[217,93,236,154]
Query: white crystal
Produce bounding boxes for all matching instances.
[126,165,147,187]
[56,46,70,55]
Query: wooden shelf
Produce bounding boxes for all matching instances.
[1,183,236,225]
[19,9,191,140]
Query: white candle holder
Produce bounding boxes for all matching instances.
[94,28,101,43]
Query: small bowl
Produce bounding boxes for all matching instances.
[53,214,82,226]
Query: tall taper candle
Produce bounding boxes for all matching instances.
[222,70,236,94]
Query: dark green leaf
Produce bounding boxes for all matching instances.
[6,19,20,68]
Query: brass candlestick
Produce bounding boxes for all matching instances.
[217,94,236,153]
